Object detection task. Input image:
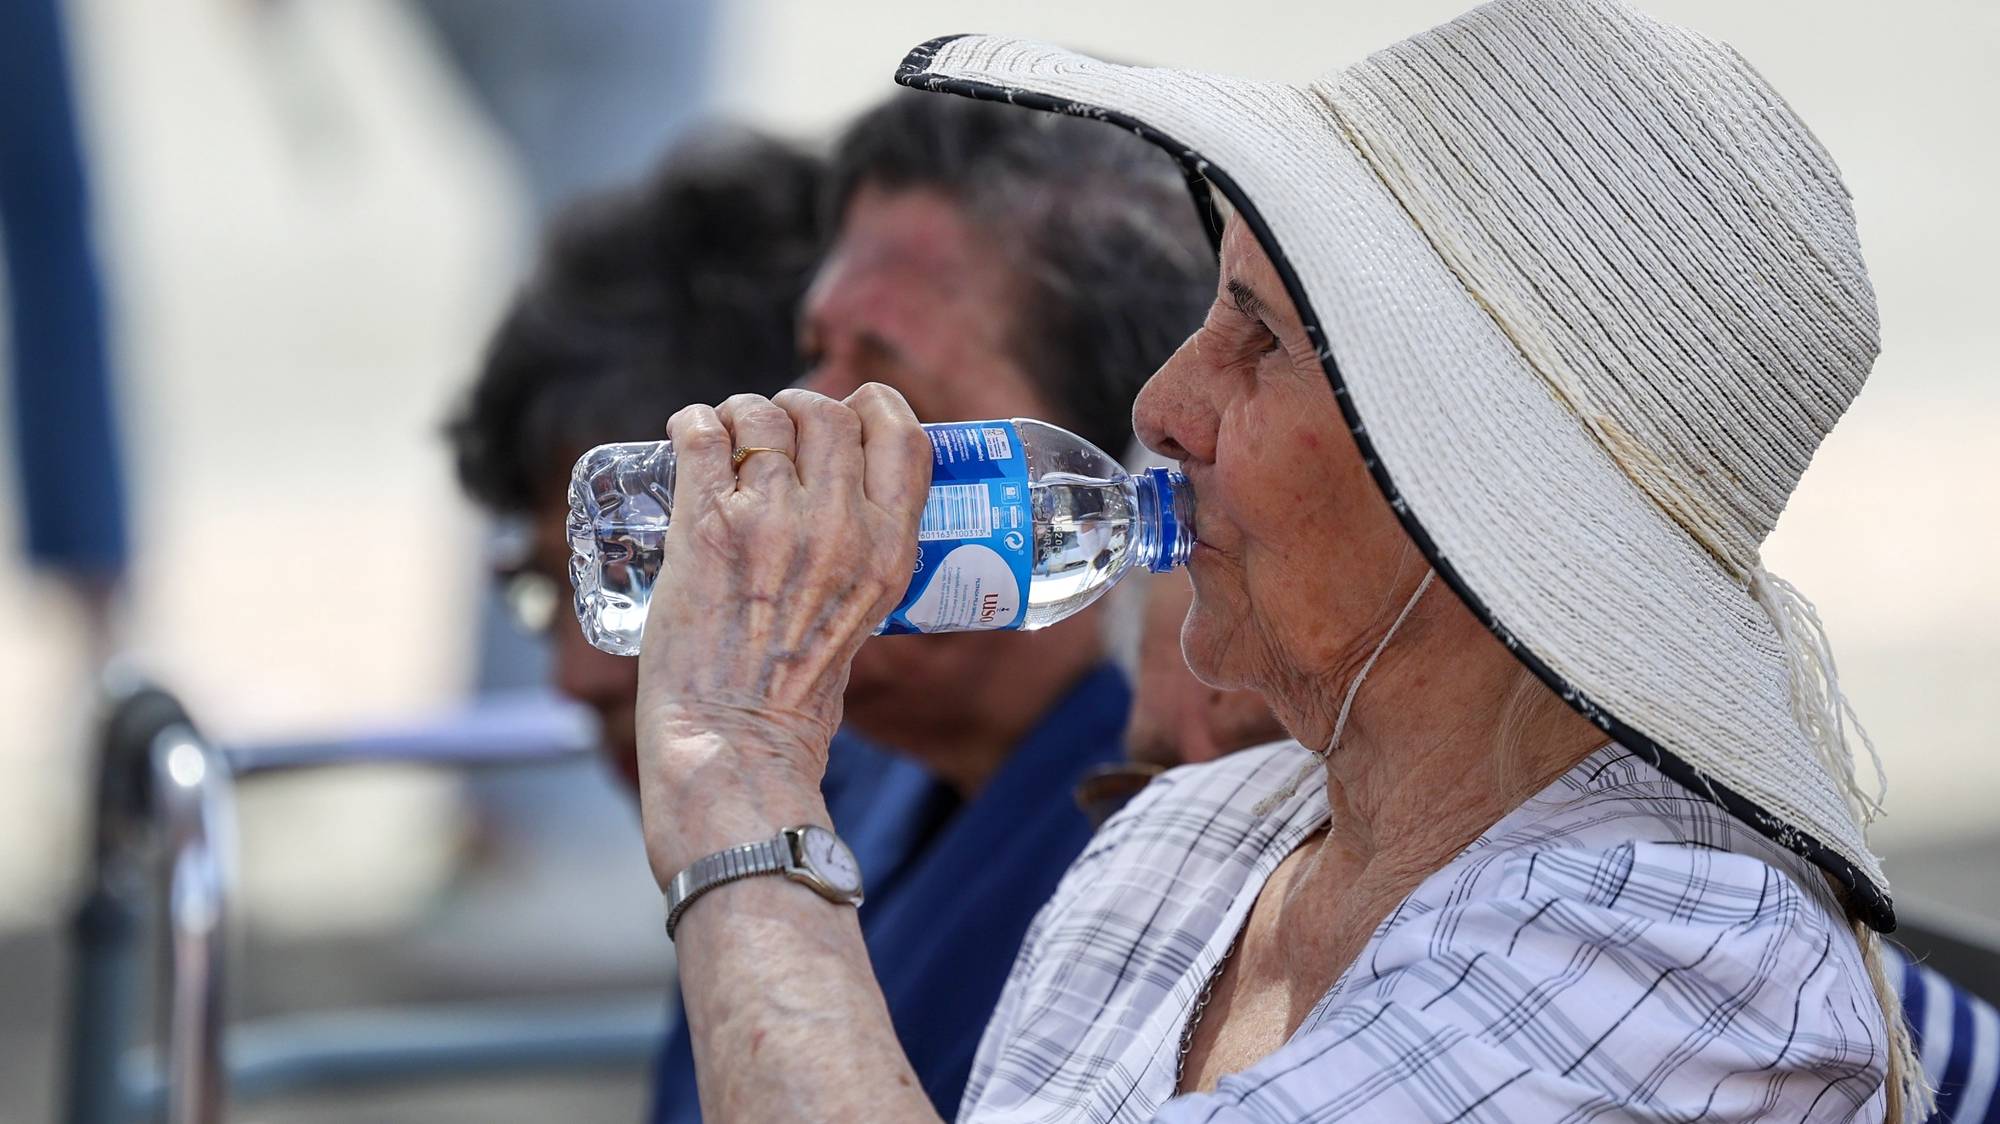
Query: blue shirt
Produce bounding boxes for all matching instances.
[1887,942,2000,1124]
[819,728,942,896]
[649,664,1130,1122]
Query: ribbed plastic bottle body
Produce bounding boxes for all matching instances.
[566,441,675,657]
[567,419,1192,656]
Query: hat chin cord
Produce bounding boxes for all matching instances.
[1248,558,1891,834]
[1245,563,1928,1118]
[1254,570,1435,816]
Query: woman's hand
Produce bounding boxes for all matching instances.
[633,384,931,885]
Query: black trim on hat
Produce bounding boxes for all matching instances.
[894,38,1895,934]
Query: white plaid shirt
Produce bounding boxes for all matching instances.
[959,742,1887,1122]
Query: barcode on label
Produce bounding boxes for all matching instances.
[981,426,1014,460]
[918,483,993,542]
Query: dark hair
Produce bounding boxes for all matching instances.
[827,91,1216,457]
[448,128,823,513]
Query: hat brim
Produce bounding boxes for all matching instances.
[896,34,1891,931]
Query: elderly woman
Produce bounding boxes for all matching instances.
[631,0,1926,1120]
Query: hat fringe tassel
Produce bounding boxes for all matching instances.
[1751,566,1927,1119]
[1749,566,1888,826]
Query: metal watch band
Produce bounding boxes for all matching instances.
[664,836,790,941]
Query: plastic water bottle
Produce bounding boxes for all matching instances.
[566,419,1195,655]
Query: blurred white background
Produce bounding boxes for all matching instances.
[1,0,1993,958]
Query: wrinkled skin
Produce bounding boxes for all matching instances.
[636,384,932,883]
[1134,221,1435,751]
[1124,569,1284,769]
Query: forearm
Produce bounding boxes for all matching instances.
[630,386,942,1122]
[675,875,942,1124]
[645,743,941,1124]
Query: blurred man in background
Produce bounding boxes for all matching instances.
[643,90,1218,1120]
[446,131,922,873]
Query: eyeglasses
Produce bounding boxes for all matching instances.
[498,568,563,636]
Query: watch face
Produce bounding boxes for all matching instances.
[798,825,862,896]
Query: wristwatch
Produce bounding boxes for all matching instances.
[664,824,864,941]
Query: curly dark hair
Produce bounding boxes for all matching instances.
[447,128,824,513]
[828,91,1217,458]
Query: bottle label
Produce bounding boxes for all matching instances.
[880,421,1034,635]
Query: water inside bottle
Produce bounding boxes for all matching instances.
[566,520,663,656]
[1023,472,1138,628]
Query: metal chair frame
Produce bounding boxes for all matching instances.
[61,681,665,1124]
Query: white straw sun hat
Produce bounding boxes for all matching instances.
[897,0,1900,932]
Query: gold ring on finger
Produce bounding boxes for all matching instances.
[731,446,793,469]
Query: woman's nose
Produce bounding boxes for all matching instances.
[1133,332,1215,465]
